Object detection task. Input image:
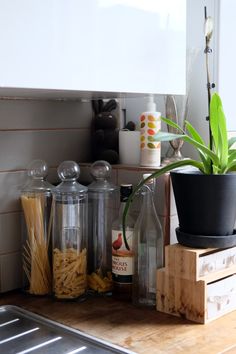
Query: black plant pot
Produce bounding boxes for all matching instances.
[170,170,236,248]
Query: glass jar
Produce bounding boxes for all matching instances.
[21,159,53,295]
[52,161,88,300]
[87,160,119,293]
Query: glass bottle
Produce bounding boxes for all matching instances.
[133,174,163,306]
[52,161,88,300]
[21,159,53,295]
[88,161,119,293]
[112,184,134,300]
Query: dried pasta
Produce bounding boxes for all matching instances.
[21,194,52,295]
[87,270,113,293]
[53,248,87,299]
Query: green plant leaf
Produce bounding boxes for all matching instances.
[227,164,236,172]
[228,137,236,149]
[122,159,205,245]
[153,132,185,141]
[154,131,220,169]
[183,135,220,168]
[161,117,185,133]
[210,93,220,152]
[223,150,236,172]
[209,93,228,172]
[185,121,206,145]
[218,105,228,170]
[229,149,236,157]
[212,164,220,174]
[185,121,211,173]
[156,118,219,167]
[224,162,236,173]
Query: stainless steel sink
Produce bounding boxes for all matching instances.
[0,306,136,354]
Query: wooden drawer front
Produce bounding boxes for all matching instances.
[198,248,236,279]
[165,244,236,282]
[207,274,236,321]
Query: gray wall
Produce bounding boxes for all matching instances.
[0,98,92,292]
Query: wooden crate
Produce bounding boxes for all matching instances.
[156,244,236,324]
[165,243,236,283]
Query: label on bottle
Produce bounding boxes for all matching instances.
[140,112,161,167]
[112,230,134,284]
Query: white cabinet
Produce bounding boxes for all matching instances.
[0,0,186,98]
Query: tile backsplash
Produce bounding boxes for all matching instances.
[0,98,178,293]
[0,98,92,292]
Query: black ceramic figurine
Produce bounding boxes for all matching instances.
[91,99,119,164]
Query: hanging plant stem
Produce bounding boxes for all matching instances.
[204,6,214,161]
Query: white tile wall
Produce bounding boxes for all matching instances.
[0,98,93,292]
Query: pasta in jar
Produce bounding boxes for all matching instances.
[53,248,87,299]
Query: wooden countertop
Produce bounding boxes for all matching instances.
[0,291,236,354]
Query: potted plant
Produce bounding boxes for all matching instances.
[123,10,236,249]
[123,92,236,249]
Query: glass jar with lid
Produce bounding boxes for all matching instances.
[52,161,88,300]
[21,159,53,295]
[87,160,119,293]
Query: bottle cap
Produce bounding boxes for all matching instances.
[146,95,156,112]
[143,173,155,184]
[120,184,133,202]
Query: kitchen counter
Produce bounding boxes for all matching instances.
[0,291,236,354]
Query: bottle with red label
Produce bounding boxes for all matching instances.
[111,184,134,300]
[140,95,161,167]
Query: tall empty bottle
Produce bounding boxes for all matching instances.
[88,160,119,293]
[52,161,88,300]
[133,174,163,306]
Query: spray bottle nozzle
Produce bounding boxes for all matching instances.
[147,94,156,112]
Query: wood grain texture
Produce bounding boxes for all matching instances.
[165,243,236,283]
[157,244,236,324]
[156,269,206,323]
[0,292,236,354]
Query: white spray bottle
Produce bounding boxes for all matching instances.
[140,95,161,166]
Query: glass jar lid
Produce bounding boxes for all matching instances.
[88,160,118,192]
[52,161,88,195]
[21,159,53,193]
